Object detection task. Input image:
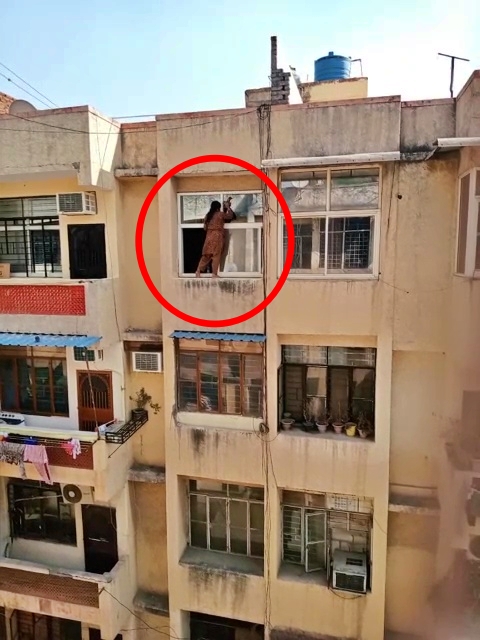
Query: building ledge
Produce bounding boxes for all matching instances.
[388,493,440,515]
[123,328,163,343]
[114,167,158,178]
[384,633,424,640]
[271,628,356,640]
[134,589,169,617]
[128,464,165,484]
[180,547,264,578]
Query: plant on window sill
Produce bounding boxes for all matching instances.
[358,413,374,440]
[302,401,316,433]
[332,404,347,435]
[129,387,161,420]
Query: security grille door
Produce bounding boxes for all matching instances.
[305,510,326,572]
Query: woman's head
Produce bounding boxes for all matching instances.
[205,200,222,224]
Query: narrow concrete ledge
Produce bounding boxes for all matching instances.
[134,589,169,617]
[114,167,158,178]
[388,493,440,516]
[180,547,264,577]
[128,464,165,484]
[271,628,355,640]
[385,633,423,640]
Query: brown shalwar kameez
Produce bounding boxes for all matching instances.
[196,206,235,276]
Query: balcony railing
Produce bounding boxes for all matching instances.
[103,411,149,444]
[0,215,62,278]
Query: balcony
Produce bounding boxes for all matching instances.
[0,555,132,640]
[0,278,119,348]
[0,413,148,503]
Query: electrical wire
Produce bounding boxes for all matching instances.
[0,61,58,108]
[0,71,53,110]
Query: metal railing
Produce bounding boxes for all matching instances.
[0,215,61,277]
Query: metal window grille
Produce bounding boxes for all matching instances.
[73,347,95,362]
[0,197,61,277]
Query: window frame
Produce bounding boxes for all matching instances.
[281,498,372,583]
[455,168,480,277]
[0,196,62,278]
[279,345,376,428]
[177,191,264,278]
[8,482,77,545]
[188,481,265,559]
[278,165,382,280]
[176,339,264,417]
[0,353,69,417]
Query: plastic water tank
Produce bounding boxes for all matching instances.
[314,52,351,82]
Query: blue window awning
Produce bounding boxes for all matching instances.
[0,333,101,348]
[170,331,266,343]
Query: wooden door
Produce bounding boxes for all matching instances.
[82,505,118,574]
[77,371,113,432]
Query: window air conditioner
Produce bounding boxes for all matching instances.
[332,550,368,594]
[0,411,26,426]
[57,192,97,215]
[131,351,163,373]
[61,484,94,505]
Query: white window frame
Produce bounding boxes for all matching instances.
[177,191,263,278]
[455,168,480,277]
[277,165,382,280]
[188,483,264,558]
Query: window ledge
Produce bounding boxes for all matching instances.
[180,547,264,577]
[278,562,328,587]
[284,273,378,280]
[279,428,375,444]
[178,275,263,280]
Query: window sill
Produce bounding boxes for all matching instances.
[177,411,262,432]
[278,562,328,586]
[12,535,77,547]
[279,426,375,444]
[180,546,264,577]
[178,274,263,279]
[283,273,378,281]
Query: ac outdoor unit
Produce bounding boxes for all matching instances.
[57,192,97,215]
[61,484,94,504]
[332,549,368,594]
[131,351,163,373]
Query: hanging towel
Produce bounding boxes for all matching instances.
[61,438,82,460]
[24,444,52,485]
[0,442,26,479]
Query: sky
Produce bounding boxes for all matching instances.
[0,0,479,120]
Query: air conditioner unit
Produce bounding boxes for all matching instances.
[61,484,94,505]
[131,351,163,373]
[0,411,26,426]
[57,192,97,215]
[332,550,368,594]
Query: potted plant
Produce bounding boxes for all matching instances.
[315,410,329,434]
[302,401,315,432]
[358,413,373,439]
[332,403,345,435]
[345,414,358,437]
[281,412,295,430]
[129,387,161,419]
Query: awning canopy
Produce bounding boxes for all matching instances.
[170,331,266,343]
[0,333,101,348]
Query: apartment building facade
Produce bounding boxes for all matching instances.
[0,64,479,640]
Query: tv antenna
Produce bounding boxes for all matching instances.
[438,52,470,98]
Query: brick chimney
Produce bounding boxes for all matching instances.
[270,36,290,105]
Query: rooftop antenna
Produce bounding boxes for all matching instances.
[438,52,470,98]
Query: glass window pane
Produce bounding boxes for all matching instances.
[330,169,379,210]
[328,347,376,367]
[282,346,327,365]
[52,359,68,414]
[178,352,198,411]
[222,228,260,273]
[250,502,264,530]
[199,353,219,411]
[282,506,303,563]
[230,500,247,527]
[180,194,221,224]
[352,368,375,423]
[230,527,248,554]
[0,358,16,411]
[209,497,227,551]
[281,173,327,212]
[190,495,207,522]
[221,354,241,414]
[306,367,326,396]
[243,355,263,417]
[283,218,325,273]
[329,368,350,422]
[17,358,34,412]
[33,359,52,413]
[227,193,263,222]
[327,217,373,274]
[191,522,208,548]
[250,529,264,557]
[194,480,226,494]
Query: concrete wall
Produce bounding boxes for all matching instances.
[300,77,369,103]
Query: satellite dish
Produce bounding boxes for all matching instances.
[9,99,38,115]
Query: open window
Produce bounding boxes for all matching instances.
[178,192,263,276]
[456,169,480,276]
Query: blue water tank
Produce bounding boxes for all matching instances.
[314,51,351,82]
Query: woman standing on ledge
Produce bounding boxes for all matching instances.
[195,197,236,278]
